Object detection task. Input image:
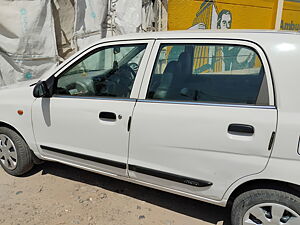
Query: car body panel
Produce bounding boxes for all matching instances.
[0,84,38,154]
[31,39,155,176]
[128,101,277,200]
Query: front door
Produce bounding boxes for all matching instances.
[32,40,153,176]
[128,40,277,200]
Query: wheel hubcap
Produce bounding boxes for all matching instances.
[243,203,300,225]
[0,134,17,170]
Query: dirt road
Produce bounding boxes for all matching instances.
[0,162,230,225]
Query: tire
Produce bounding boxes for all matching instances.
[231,189,300,225]
[0,127,33,176]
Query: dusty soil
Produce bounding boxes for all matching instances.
[0,162,231,225]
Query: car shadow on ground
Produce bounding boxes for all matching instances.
[28,162,232,225]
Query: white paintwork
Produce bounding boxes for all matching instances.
[1,30,300,208]
[0,83,38,154]
[31,39,154,176]
[129,103,276,200]
[129,38,277,201]
[32,97,135,176]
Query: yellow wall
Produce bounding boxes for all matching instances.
[281,0,300,31]
[168,0,201,30]
[168,0,300,31]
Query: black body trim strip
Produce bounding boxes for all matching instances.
[40,145,126,169]
[268,131,276,150]
[127,116,132,132]
[129,165,213,187]
[40,146,212,187]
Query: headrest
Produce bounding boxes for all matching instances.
[164,61,177,74]
[178,52,193,75]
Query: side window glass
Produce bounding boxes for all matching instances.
[147,44,269,105]
[55,44,147,98]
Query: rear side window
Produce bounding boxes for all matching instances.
[147,44,269,106]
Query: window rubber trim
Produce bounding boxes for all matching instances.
[52,43,148,96]
[137,99,275,109]
[145,41,275,108]
[52,95,137,102]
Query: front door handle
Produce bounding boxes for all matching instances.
[99,112,117,121]
[228,124,254,135]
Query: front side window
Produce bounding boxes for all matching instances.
[55,44,147,98]
[147,44,269,105]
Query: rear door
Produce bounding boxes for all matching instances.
[128,39,277,200]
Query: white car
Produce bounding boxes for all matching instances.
[0,30,300,225]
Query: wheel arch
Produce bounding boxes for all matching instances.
[0,120,44,164]
[0,121,26,141]
[227,179,300,207]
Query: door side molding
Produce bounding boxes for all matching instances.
[40,146,213,187]
[129,165,213,187]
[40,145,126,169]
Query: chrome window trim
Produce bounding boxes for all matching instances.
[138,99,276,109]
[51,96,275,109]
[52,95,137,102]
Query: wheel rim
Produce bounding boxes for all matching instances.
[243,203,300,225]
[0,134,17,170]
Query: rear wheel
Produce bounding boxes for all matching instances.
[232,189,300,225]
[0,127,33,176]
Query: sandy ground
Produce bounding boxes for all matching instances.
[0,162,231,225]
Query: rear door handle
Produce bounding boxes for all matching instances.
[99,112,117,121]
[228,124,254,135]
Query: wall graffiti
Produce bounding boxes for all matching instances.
[169,0,300,31]
[217,9,232,29]
[281,20,300,31]
[187,0,256,73]
[167,0,300,73]
[190,1,232,30]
